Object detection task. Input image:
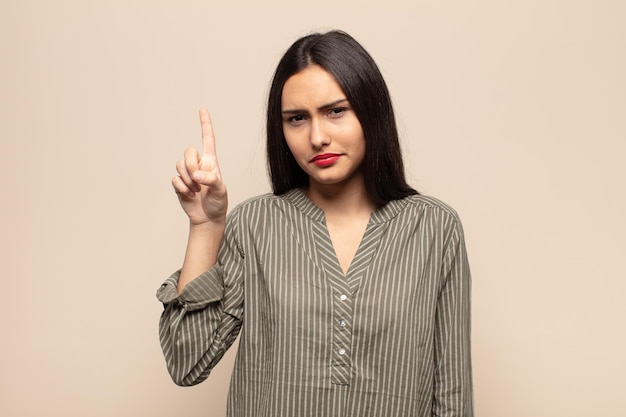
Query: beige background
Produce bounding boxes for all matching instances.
[1,0,625,416]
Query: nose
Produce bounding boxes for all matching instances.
[309,117,330,149]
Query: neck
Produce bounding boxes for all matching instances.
[305,176,377,217]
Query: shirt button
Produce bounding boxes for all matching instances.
[339,294,347,301]
[338,349,346,355]
[339,319,346,327]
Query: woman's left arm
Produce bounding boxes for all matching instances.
[432,216,474,416]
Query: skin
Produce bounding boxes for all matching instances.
[281,65,367,192]
[172,66,377,290]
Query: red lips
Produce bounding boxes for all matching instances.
[310,153,341,167]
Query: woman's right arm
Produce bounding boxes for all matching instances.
[157,109,243,386]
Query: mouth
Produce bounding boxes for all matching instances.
[310,153,341,167]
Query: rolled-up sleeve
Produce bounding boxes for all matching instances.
[157,210,245,386]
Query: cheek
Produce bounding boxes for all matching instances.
[283,135,307,166]
[347,128,366,155]
[354,138,367,165]
[283,135,297,155]
[342,117,365,149]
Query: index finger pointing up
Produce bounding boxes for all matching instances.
[199,108,217,157]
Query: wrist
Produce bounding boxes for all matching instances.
[189,218,226,233]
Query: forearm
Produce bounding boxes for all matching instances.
[178,220,225,293]
[158,269,242,386]
[433,284,473,416]
[159,297,241,386]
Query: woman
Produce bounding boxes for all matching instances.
[158,30,473,416]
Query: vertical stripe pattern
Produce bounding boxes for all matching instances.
[157,188,473,416]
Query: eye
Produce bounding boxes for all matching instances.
[328,107,347,117]
[286,114,306,125]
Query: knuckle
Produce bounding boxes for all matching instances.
[185,156,198,170]
[184,147,198,158]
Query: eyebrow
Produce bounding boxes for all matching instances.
[281,98,349,114]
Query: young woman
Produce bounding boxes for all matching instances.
[158,30,473,416]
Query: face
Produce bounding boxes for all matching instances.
[281,65,366,191]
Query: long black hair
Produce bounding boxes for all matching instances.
[266,30,418,206]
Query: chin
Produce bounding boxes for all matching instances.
[311,176,352,188]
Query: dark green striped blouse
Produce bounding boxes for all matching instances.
[158,188,473,416]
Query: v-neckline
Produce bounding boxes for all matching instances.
[325,214,372,277]
[283,187,410,283]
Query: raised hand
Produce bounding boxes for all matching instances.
[172,109,228,226]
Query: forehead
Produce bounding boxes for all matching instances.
[281,65,346,108]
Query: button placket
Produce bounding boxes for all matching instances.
[331,289,353,385]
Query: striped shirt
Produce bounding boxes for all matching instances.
[157,188,473,416]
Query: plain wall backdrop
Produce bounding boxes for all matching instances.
[1,0,625,416]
